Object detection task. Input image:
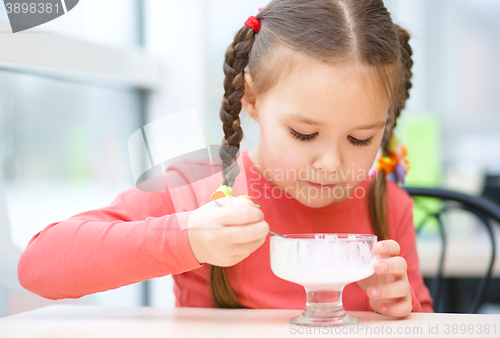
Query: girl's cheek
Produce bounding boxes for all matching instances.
[346,151,377,178]
[265,153,301,185]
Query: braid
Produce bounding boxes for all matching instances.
[394,24,414,117]
[219,26,256,186]
[370,23,413,241]
[209,23,258,309]
[381,24,414,152]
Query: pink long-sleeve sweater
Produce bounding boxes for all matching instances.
[17,149,433,312]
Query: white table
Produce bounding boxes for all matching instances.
[0,304,499,338]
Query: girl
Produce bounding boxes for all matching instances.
[18,0,434,317]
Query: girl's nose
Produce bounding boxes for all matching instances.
[312,149,342,174]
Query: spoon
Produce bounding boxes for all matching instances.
[269,230,287,239]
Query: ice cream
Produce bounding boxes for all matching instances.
[270,234,376,291]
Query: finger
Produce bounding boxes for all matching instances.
[229,236,267,255]
[376,240,400,257]
[377,296,413,317]
[218,202,264,225]
[188,199,263,229]
[217,254,248,267]
[224,220,269,244]
[214,196,255,208]
[374,256,407,275]
[367,279,410,300]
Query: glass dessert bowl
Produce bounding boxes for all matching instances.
[270,233,377,327]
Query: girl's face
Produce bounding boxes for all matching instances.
[242,56,390,208]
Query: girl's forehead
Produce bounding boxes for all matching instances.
[250,46,394,126]
[289,59,382,85]
[274,61,387,101]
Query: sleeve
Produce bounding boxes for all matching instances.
[17,176,205,300]
[394,197,435,313]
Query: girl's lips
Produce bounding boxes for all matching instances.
[305,181,338,189]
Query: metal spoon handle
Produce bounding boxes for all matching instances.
[269,230,286,238]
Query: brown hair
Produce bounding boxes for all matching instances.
[213,0,414,308]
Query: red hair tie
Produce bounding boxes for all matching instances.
[245,15,261,34]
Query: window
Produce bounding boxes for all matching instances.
[0,0,160,310]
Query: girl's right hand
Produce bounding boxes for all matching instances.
[187,196,269,267]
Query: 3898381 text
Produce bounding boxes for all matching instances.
[439,323,497,335]
[5,2,60,14]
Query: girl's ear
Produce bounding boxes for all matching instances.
[242,72,259,123]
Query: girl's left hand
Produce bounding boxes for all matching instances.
[356,239,412,317]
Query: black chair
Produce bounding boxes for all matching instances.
[482,174,500,208]
[403,187,500,314]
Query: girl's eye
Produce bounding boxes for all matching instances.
[290,128,318,142]
[348,135,373,146]
[289,128,373,146]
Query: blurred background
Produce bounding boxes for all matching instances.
[0,0,499,316]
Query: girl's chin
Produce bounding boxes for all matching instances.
[293,188,349,208]
[297,196,347,208]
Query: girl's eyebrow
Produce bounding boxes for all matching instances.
[284,113,321,126]
[285,112,386,130]
[355,121,386,130]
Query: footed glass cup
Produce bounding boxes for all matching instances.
[270,233,377,327]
